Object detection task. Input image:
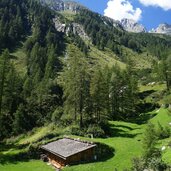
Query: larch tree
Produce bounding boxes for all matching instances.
[60,45,89,128]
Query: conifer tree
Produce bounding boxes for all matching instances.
[61,45,89,128]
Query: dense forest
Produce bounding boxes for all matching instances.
[0,0,171,140]
[0,0,65,138]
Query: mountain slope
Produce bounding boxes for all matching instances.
[0,0,171,141]
[39,0,84,12]
[120,18,146,33]
[1,1,171,171]
[151,23,171,35]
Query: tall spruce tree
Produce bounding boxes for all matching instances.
[61,45,89,128]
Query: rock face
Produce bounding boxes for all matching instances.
[41,0,171,36]
[53,17,90,40]
[150,23,171,35]
[102,16,123,30]
[39,0,84,12]
[120,18,146,33]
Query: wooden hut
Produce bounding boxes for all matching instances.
[41,138,96,168]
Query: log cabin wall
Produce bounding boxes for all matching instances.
[46,151,66,168]
[67,148,95,164]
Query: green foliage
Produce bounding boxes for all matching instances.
[90,66,110,122]
[0,49,23,139]
[156,122,170,140]
[74,9,171,59]
[60,45,89,128]
[132,156,168,171]
[109,63,138,119]
[142,122,158,159]
[87,124,105,138]
[132,157,145,171]
[0,0,29,50]
[51,107,63,124]
[0,0,66,139]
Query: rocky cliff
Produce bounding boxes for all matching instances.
[120,18,146,33]
[53,17,90,40]
[150,23,171,35]
[39,0,84,12]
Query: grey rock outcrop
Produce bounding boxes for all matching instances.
[150,23,171,35]
[53,17,90,40]
[120,18,146,33]
[39,0,84,12]
[102,17,146,33]
[102,16,123,30]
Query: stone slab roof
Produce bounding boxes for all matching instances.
[41,138,96,159]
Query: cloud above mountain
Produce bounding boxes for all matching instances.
[104,0,142,22]
[139,0,171,11]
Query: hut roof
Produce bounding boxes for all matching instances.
[41,138,96,159]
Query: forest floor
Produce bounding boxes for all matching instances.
[0,108,171,171]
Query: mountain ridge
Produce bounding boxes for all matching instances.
[39,0,85,12]
[39,0,171,35]
[150,23,171,35]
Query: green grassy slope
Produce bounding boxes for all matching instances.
[11,48,27,77]
[63,109,171,171]
[0,160,54,171]
[1,108,171,171]
[89,46,126,69]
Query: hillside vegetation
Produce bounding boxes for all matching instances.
[1,107,171,171]
[1,0,171,171]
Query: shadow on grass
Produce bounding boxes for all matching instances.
[138,90,156,100]
[69,142,115,166]
[0,143,29,165]
[135,113,157,124]
[124,102,159,125]
[108,123,141,138]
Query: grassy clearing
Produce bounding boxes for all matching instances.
[63,122,143,171]
[0,109,171,171]
[18,125,53,145]
[11,49,27,77]
[87,43,157,70]
[121,46,157,69]
[139,83,166,92]
[150,108,171,126]
[63,109,171,171]
[59,11,76,21]
[0,142,54,171]
[0,160,54,171]
[89,45,126,69]
[139,83,167,105]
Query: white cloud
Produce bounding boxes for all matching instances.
[104,0,142,22]
[139,0,171,10]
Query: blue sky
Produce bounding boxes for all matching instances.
[76,0,171,30]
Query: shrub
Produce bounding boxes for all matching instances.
[27,143,40,159]
[132,156,168,171]
[99,120,110,135]
[87,124,105,138]
[132,157,145,171]
[62,125,85,136]
[71,125,84,136]
[156,122,170,139]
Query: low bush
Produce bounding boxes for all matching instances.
[156,122,170,139]
[87,124,105,138]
